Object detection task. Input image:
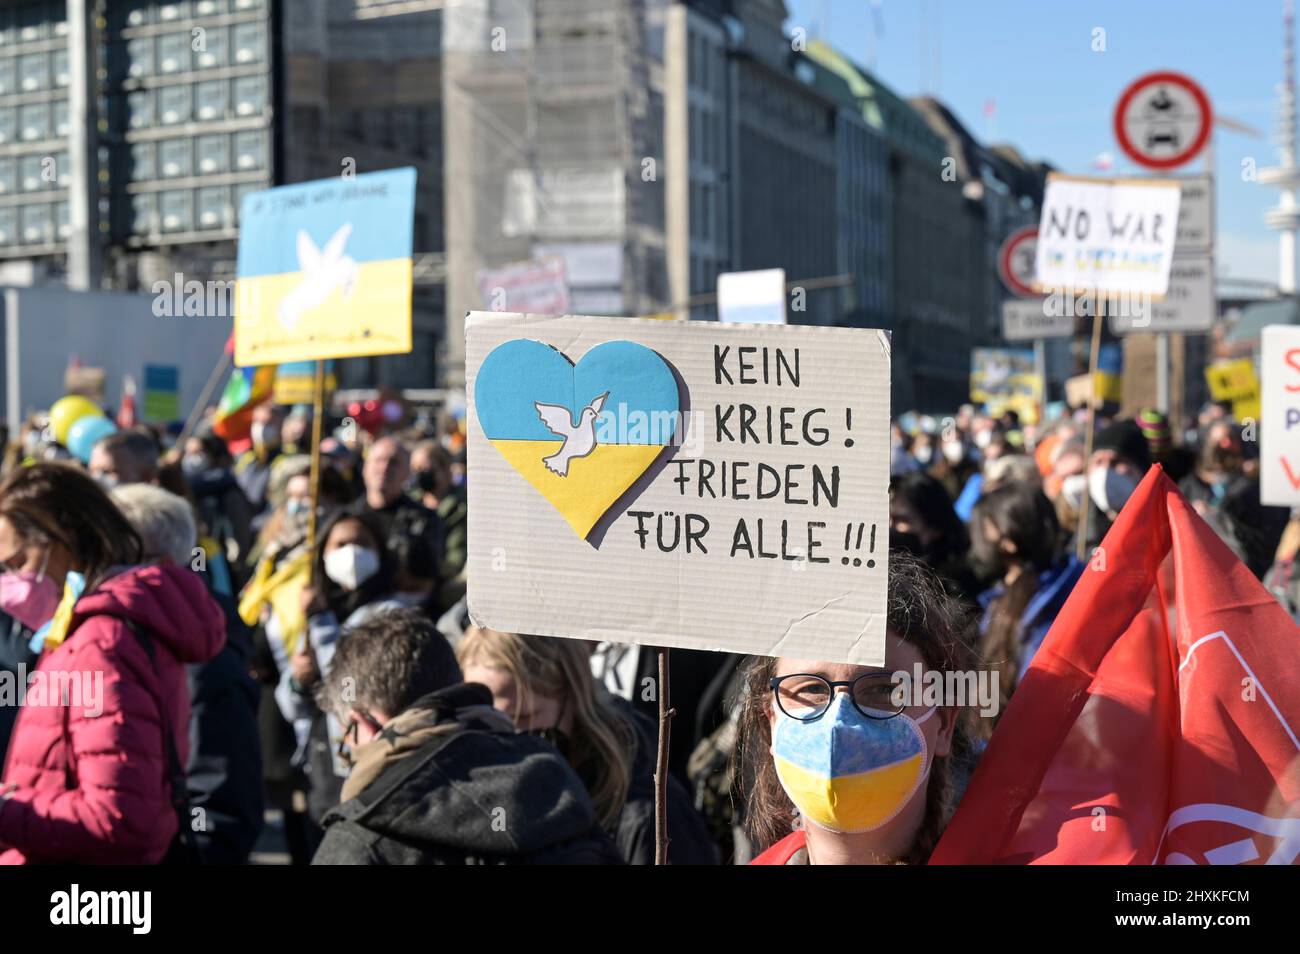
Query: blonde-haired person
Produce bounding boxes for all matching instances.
[458,627,718,865]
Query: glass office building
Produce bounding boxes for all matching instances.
[0,0,273,258]
[0,2,72,252]
[105,0,273,245]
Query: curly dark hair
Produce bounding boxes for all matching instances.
[734,550,979,863]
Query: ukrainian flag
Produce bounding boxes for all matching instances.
[772,712,926,832]
[234,168,416,366]
[474,339,679,540]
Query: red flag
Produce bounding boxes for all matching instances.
[932,467,1300,865]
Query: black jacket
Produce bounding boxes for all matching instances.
[312,684,623,865]
[0,610,35,761]
[186,585,264,864]
[606,697,719,865]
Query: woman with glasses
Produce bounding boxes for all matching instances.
[742,552,978,865]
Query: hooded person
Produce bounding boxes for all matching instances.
[311,608,622,865]
[0,463,225,864]
[1076,418,1151,552]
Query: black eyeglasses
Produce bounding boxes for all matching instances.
[770,672,904,722]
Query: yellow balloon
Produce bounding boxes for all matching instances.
[49,395,104,446]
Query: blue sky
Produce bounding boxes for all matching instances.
[786,0,1289,288]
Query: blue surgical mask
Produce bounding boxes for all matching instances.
[771,693,935,834]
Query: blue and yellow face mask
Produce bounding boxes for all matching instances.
[772,693,935,834]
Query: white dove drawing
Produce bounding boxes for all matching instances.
[277,223,359,330]
[535,391,610,477]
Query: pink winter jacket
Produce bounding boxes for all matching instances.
[0,564,225,864]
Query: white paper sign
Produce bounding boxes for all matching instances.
[1261,324,1300,507]
[466,312,890,666]
[1035,175,1181,297]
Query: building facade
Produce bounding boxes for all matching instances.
[442,0,666,387]
[0,0,443,391]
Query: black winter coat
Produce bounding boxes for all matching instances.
[312,683,622,865]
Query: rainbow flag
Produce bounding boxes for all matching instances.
[213,337,275,441]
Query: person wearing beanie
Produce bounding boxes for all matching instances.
[1136,408,1171,455]
[1076,418,1151,552]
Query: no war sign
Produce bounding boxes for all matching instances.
[1261,325,1300,506]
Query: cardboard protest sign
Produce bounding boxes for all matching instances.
[234,168,416,366]
[1034,174,1181,298]
[466,312,890,666]
[1205,359,1260,421]
[273,361,338,405]
[970,348,1041,423]
[1260,325,1300,506]
[142,365,180,421]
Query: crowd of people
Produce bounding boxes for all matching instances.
[0,393,1291,866]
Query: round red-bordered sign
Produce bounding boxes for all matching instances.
[997,225,1039,297]
[1113,71,1212,170]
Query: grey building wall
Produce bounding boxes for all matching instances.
[888,142,973,413]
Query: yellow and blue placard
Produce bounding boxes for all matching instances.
[234,168,416,366]
[474,339,680,540]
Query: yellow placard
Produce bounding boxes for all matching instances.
[234,259,412,366]
[1205,360,1259,403]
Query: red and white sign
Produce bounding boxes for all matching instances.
[1261,324,1300,506]
[1113,71,1213,170]
[476,256,571,315]
[997,225,1039,298]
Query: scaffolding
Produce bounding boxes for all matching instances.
[442,0,664,386]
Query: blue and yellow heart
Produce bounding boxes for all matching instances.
[475,339,680,539]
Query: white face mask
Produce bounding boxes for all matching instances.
[1088,466,1139,517]
[323,544,380,592]
[913,445,933,465]
[973,429,993,449]
[942,441,965,464]
[1061,473,1087,512]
